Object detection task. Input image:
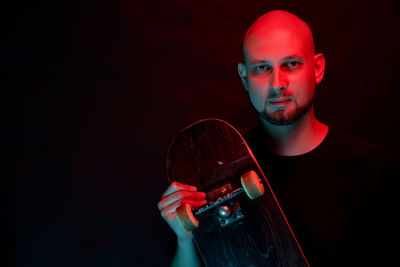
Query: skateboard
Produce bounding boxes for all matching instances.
[167,118,309,267]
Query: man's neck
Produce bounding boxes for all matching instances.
[259,108,328,156]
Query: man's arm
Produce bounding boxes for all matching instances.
[158,181,207,267]
[171,238,203,267]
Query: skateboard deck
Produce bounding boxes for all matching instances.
[167,118,309,267]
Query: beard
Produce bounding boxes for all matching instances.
[259,97,314,126]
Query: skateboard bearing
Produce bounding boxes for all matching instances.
[218,205,232,218]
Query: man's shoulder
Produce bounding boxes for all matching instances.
[243,124,390,162]
[243,125,268,156]
[243,125,262,144]
[331,127,390,161]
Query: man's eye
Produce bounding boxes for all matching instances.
[283,61,301,68]
[255,65,271,72]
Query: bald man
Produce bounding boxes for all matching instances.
[238,10,327,156]
[158,10,396,266]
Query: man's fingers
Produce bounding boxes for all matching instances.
[158,190,206,211]
[162,181,197,197]
[160,199,208,218]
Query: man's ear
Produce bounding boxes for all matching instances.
[314,53,325,85]
[238,63,248,91]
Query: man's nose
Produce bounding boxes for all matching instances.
[269,68,288,91]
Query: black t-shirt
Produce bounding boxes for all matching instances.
[245,125,398,266]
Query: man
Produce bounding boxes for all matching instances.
[158,10,396,266]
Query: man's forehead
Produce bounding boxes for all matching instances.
[244,30,311,62]
[245,28,304,50]
[243,10,315,61]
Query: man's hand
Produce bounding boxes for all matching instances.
[158,181,207,241]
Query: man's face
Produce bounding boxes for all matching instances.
[239,28,322,125]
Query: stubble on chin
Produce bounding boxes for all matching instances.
[259,100,313,126]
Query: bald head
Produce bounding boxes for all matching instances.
[238,10,326,126]
[243,10,315,62]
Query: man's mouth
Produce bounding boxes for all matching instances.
[269,98,292,106]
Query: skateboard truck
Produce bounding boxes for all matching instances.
[176,170,264,231]
[216,197,244,227]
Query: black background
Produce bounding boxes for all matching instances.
[4,1,400,266]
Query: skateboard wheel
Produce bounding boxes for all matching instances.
[176,203,199,232]
[241,170,265,199]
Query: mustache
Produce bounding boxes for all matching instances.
[267,89,292,99]
[267,93,293,100]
